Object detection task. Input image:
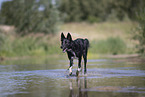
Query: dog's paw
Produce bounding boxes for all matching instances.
[69,72,72,76]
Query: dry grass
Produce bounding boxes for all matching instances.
[58,21,138,53]
[59,22,136,41]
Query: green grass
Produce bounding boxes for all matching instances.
[0,32,61,57]
[89,37,127,55]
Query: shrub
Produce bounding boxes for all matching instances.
[90,37,127,55]
[133,8,145,55]
[0,32,61,57]
[87,16,102,23]
[0,31,13,57]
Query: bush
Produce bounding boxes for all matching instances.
[0,31,13,57]
[90,37,127,55]
[133,8,145,55]
[0,32,61,57]
[87,16,102,23]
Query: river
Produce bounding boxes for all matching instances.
[0,55,145,97]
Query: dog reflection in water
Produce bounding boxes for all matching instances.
[69,77,88,97]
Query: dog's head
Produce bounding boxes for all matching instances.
[60,33,72,53]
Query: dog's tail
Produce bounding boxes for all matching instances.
[84,38,90,49]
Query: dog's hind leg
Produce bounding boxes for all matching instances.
[83,49,88,75]
[76,56,82,76]
[83,54,87,74]
[83,39,89,75]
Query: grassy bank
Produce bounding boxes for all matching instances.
[0,21,137,58]
[61,21,137,54]
[0,31,61,57]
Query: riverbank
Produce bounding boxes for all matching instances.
[0,21,138,58]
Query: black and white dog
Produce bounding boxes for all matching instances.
[60,33,89,76]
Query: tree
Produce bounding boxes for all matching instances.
[134,7,145,55]
[58,0,143,22]
[0,0,60,35]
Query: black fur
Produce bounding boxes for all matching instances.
[60,33,89,76]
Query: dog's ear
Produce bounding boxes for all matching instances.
[67,33,72,41]
[61,32,65,41]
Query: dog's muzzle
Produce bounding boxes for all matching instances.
[60,46,67,53]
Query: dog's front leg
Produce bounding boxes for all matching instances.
[69,58,73,75]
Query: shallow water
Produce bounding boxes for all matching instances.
[0,56,145,97]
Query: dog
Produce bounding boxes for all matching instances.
[60,33,89,76]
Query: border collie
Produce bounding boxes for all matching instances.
[60,33,89,76]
